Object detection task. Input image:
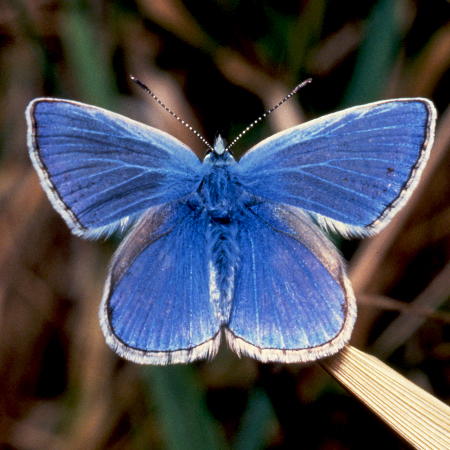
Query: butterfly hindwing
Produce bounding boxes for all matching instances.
[232,99,436,236]
[26,99,203,237]
[226,203,356,363]
[100,200,220,364]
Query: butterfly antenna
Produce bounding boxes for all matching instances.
[131,76,214,152]
[226,78,313,152]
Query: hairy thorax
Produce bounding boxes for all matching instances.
[189,150,243,324]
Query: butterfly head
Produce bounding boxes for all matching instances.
[204,135,235,165]
[213,135,227,155]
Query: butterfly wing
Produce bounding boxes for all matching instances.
[26,99,203,237]
[100,200,220,364]
[226,203,356,363]
[232,99,436,236]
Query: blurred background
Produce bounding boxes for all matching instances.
[1,0,450,448]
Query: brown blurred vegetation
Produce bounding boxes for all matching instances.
[1,0,450,449]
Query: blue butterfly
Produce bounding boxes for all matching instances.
[26,85,436,364]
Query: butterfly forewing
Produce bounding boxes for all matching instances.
[27,99,203,238]
[232,99,436,237]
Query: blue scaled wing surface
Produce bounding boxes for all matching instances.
[100,200,220,364]
[232,99,436,236]
[226,203,356,363]
[26,99,203,237]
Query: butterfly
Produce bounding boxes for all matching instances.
[26,82,436,365]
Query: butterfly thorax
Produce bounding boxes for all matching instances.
[195,144,242,324]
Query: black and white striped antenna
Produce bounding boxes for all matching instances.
[132,75,312,153]
[226,78,312,152]
[131,76,214,152]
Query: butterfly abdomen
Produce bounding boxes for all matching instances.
[207,220,239,323]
